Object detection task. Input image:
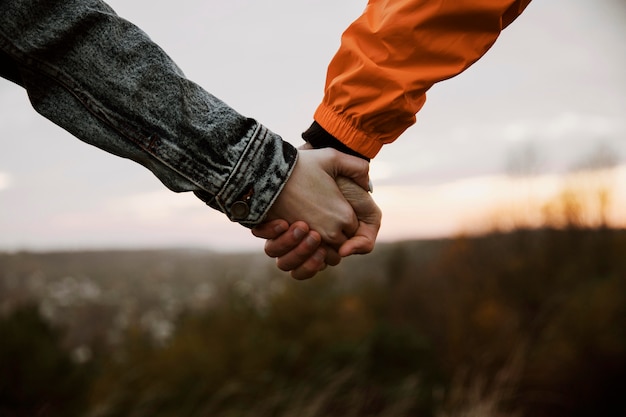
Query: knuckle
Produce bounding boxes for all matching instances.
[294,243,315,258]
[325,229,346,246]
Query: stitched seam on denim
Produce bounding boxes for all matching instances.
[213,123,262,214]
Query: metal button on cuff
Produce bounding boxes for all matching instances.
[230,200,250,220]
[228,186,254,221]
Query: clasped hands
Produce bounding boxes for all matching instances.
[252,146,382,279]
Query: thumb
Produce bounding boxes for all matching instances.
[336,177,381,257]
[339,235,376,257]
[326,149,370,192]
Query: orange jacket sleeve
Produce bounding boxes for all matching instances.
[313,0,532,159]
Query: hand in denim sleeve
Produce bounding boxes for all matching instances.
[0,0,295,227]
[265,149,372,247]
[0,0,381,269]
[254,174,382,280]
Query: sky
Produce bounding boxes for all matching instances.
[1,0,625,252]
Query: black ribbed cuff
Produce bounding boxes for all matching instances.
[302,121,369,161]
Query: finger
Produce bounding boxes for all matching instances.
[275,231,323,271]
[323,220,352,248]
[264,222,309,258]
[251,219,289,239]
[289,245,340,281]
[338,208,381,257]
[319,219,355,252]
[341,213,360,239]
[324,245,342,266]
[335,177,382,257]
[339,233,376,257]
[290,248,327,280]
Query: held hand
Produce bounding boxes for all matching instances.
[252,220,341,280]
[263,148,370,248]
[253,176,381,279]
[335,176,382,256]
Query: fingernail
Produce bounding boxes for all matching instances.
[274,223,287,234]
[368,179,374,193]
[313,249,325,262]
[305,234,318,248]
[293,227,306,239]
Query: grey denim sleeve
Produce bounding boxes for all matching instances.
[0,0,297,227]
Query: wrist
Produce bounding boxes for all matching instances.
[302,121,370,161]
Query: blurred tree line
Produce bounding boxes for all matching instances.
[0,176,625,417]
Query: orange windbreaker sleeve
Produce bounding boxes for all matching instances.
[314,0,532,159]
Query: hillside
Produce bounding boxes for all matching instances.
[0,228,625,417]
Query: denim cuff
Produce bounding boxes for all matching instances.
[196,124,297,227]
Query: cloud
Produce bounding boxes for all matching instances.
[374,164,626,242]
[443,113,624,147]
[12,189,261,252]
[503,113,623,143]
[106,190,204,221]
[0,172,11,191]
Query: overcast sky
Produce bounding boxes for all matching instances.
[1,0,625,252]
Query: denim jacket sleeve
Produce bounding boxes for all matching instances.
[0,0,297,227]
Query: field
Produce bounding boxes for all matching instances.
[1,225,625,417]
